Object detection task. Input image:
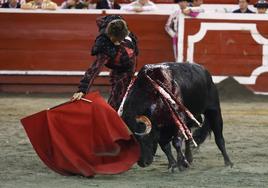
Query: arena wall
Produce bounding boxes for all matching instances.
[0,7,268,94]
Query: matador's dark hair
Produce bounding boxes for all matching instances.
[106,19,129,41]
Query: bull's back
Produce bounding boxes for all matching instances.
[140,62,213,114]
[171,63,212,114]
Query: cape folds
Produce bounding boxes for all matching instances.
[21,91,140,177]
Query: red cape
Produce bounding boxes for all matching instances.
[21,91,140,177]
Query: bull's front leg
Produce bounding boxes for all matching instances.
[185,139,193,164]
[159,142,177,172]
[172,137,190,171]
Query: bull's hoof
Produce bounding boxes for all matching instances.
[191,146,200,154]
[177,159,190,171]
[178,165,188,171]
[185,152,193,164]
[225,160,234,168]
[168,163,178,173]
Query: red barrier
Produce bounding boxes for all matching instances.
[0,11,173,92]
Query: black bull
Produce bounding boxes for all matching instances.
[120,62,233,170]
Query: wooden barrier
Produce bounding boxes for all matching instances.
[180,13,268,94]
[0,9,268,94]
[0,9,173,93]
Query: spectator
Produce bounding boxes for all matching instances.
[178,0,188,10]
[21,0,42,8]
[233,0,254,13]
[165,0,201,61]
[254,0,268,13]
[191,0,203,7]
[1,0,21,8]
[61,0,87,9]
[21,0,57,10]
[180,0,202,17]
[121,0,157,12]
[165,0,186,61]
[84,0,94,9]
[96,0,120,9]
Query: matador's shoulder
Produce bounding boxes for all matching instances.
[91,34,117,58]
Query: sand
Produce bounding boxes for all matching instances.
[0,86,268,188]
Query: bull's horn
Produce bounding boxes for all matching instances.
[134,115,152,136]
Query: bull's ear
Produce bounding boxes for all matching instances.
[134,115,152,136]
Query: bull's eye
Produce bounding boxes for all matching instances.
[134,115,152,136]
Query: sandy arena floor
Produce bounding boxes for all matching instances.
[0,90,268,188]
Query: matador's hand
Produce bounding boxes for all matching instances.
[71,92,85,101]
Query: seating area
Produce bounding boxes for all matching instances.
[0,0,261,12]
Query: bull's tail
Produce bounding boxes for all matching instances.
[192,114,212,146]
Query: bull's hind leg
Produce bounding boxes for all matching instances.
[159,142,177,172]
[204,108,233,167]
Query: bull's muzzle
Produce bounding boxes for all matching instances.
[134,115,152,136]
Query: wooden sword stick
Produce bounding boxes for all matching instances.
[80,98,92,103]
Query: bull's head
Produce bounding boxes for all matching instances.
[120,70,161,168]
[127,114,158,168]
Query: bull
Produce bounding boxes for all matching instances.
[120,62,233,171]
